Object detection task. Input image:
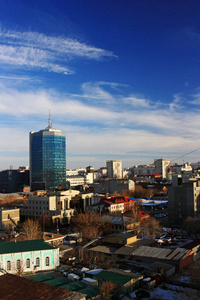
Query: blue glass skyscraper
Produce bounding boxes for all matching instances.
[30,115,66,190]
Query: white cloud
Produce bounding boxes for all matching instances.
[0,82,199,138]
[0,28,116,74]
[169,93,184,110]
[190,90,200,105]
[0,75,31,81]
[0,28,116,59]
[81,82,117,104]
[0,127,28,152]
[1,123,199,170]
[0,81,200,169]
[123,95,150,108]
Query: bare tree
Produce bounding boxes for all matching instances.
[100,281,116,300]
[133,185,154,198]
[140,217,162,239]
[15,261,25,276]
[38,213,52,231]
[71,212,111,241]
[22,218,41,240]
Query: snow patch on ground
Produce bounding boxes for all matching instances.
[126,286,199,299]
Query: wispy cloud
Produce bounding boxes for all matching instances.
[0,80,199,169]
[169,93,184,111]
[0,75,31,80]
[81,82,120,105]
[0,81,199,136]
[0,28,116,74]
[190,89,200,105]
[123,95,150,108]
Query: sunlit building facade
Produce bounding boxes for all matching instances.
[106,160,122,179]
[30,116,66,190]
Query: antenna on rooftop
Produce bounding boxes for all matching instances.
[48,110,52,128]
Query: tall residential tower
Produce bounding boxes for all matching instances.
[154,158,170,179]
[106,160,122,179]
[29,115,66,190]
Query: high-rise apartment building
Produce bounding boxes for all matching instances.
[154,158,170,179]
[30,115,66,190]
[168,175,200,225]
[106,160,122,179]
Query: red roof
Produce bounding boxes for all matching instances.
[101,196,129,204]
[138,210,150,219]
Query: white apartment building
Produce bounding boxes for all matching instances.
[21,190,79,224]
[154,158,170,179]
[66,173,94,187]
[90,201,125,214]
[106,160,122,179]
[66,168,86,176]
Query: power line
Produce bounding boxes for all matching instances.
[171,147,200,163]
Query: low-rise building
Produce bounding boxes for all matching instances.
[10,232,65,247]
[21,190,79,224]
[0,208,20,230]
[101,215,139,233]
[93,179,135,194]
[95,269,143,293]
[66,173,94,187]
[0,168,30,193]
[102,232,137,245]
[131,165,155,176]
[130,245,193,269]
[88,196,135,215]
[0,239,59,274]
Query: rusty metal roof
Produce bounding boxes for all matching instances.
[0,274,86,300]
[131,246,190,261]
[90,245,117,254]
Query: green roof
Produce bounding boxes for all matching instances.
[95,271,133,285]
[79,286,100,300]
[0,239,55,254]
[60,281,87,291]
[43,277,71,286]
[30,273,55,282]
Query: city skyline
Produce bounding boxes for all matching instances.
[0,1,200,169]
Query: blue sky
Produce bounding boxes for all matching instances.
[0,0,199,170]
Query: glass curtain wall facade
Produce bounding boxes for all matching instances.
[30,122,66,191]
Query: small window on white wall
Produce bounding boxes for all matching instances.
[36,257,40,267]
[26,258,30,268]
[17,259,21,269]
[45,256,50,266]
[7,261,11,271]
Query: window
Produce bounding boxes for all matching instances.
[7,261,11,271]
[45,256,50,266]
[17,259,21,269]
[26,258,30,268]
[36,257,40,267]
